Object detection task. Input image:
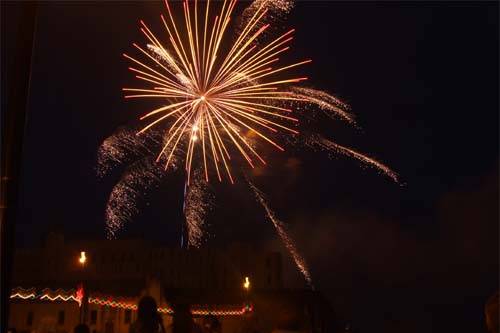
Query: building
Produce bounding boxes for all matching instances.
[12,231,283,291]
[8,232,335,333]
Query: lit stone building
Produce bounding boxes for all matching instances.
[8,232,335,333]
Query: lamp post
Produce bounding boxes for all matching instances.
[243,276,250,308]
[78,251,88,324]
[242,277,253,318]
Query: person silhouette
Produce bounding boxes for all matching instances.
[165,303,202,333]
[129,296,165,333]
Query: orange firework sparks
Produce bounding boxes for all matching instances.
[246,178,313,287]
[184,167,212,247]
[123,0,310,184]
[304,134,399,183]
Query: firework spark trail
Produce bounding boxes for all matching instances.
[288,87,355,125]
[147,44,179,73]
[246,178,313,288]
[105,156,178,239]
[184,168,212,248]
[147,44,198,92]
[238,0,294,38]
[97,127,162,178]
[305,134,399,182]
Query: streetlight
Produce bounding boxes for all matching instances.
[78,251,88,324]
[243,277,250,291]
[78,251,86,265]
[242,277,251,314]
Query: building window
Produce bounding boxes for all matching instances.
[90,310,97,325]
[26,311,34,326]
[124,309,132,324]
[58,310,65,325]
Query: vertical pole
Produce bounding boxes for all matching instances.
[0,2,38,331]
[79,284,85,323]
[181,181,189,249]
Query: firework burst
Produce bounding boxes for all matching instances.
[99,0,399,286]
[123,0,311,184]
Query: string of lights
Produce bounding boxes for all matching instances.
[10,287,253,316]
[88,296,138,311]
[10,287,84,306]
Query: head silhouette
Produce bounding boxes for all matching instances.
[172,303,194,333]
[137,296,161,333]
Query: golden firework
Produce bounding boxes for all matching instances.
[123,0,310,184]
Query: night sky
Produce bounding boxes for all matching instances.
[11,2,498,333]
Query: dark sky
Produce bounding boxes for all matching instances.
[11,1,499,333]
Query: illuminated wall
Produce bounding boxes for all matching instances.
[9,301,80,333]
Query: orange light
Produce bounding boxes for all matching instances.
[78,251,87,265]
[243,276,250,290]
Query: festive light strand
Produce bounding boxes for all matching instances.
[10,287,82,306]
[11,287,252,316]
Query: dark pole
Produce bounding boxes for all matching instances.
[0,1,38,331]
[181,181,189,249]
